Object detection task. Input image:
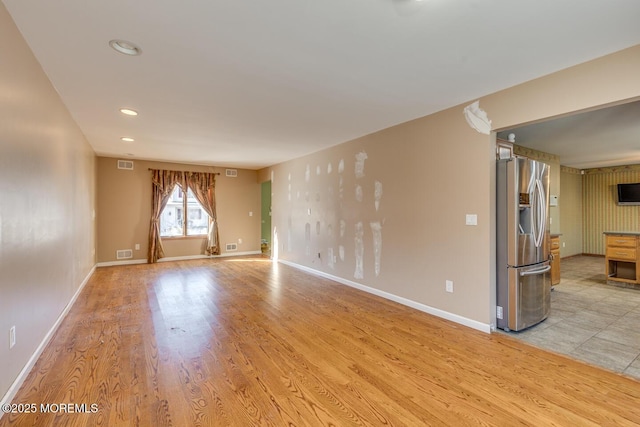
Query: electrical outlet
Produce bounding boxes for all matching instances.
[9,326,16,349]
[497,306,503,319]
[445,280,454,293]
[135,243,140,250]
[238,238,243,244]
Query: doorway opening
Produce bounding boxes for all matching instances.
[261,181,272,256]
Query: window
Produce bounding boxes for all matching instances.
[160,185,209,237]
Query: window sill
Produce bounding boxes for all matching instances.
[161,235,208,240]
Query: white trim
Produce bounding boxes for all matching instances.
[216,250,262,257]
[158,251,261,262]
[158,255,210,262]
[278,259,491,334]
[96,258,147,267]
[96,251,264,267]
[0,265,97,413]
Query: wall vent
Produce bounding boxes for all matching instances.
[116,249,133,259]
[225,243,238,251]
[225,169,238,177]
[117,160,134,170]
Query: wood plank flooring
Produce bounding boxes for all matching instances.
[1,257,639,426]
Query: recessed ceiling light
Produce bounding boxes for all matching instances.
[121,137,135,142]
[120,108,138,116]
[109,39,142,56]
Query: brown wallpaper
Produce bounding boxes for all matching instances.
[559,167,583,257]
[583,165,640,254]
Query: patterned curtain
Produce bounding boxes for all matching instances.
[148,169,185,263]
[187,172,221,255]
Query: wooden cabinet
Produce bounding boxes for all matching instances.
[605,233,640,284]
[550,235,560,286]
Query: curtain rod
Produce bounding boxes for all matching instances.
[148,168,220,175]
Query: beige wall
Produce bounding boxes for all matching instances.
[483,47,640,131]
[559,167,584,257]
[582,165,640,255]
[0,3,96,401]
[97,158,261,262]
[269,106,492,325]
[262,44,640,328]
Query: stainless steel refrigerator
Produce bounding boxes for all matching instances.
[497,156,551,331]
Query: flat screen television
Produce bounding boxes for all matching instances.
[617,183,640,205]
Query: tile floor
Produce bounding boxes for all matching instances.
[502,255,640,380]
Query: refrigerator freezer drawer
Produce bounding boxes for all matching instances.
[505,262,551,331]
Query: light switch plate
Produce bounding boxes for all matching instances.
[465,214,478,226]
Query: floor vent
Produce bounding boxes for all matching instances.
[116,249,133,259]
[117,160,134,170]
[225,169,238,177]
[226,243,238,251]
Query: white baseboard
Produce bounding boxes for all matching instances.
[96,251,263,267]
[159,251,262,262]
[96,258,147,267]
[216,250,263,258]
[0,265,97,413]
[278,259,491,334]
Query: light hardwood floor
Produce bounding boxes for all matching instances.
[1,257,639,426]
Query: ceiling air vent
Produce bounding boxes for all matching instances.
[225,243,237,251]
[117,160,134,170]
[116,249,133,259]
[225,169,238,177]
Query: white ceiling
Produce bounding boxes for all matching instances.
[4,0,640,169]
[498,100,640,170]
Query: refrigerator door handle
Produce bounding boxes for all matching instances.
[533,178,546,248]
[519,265,551,276]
